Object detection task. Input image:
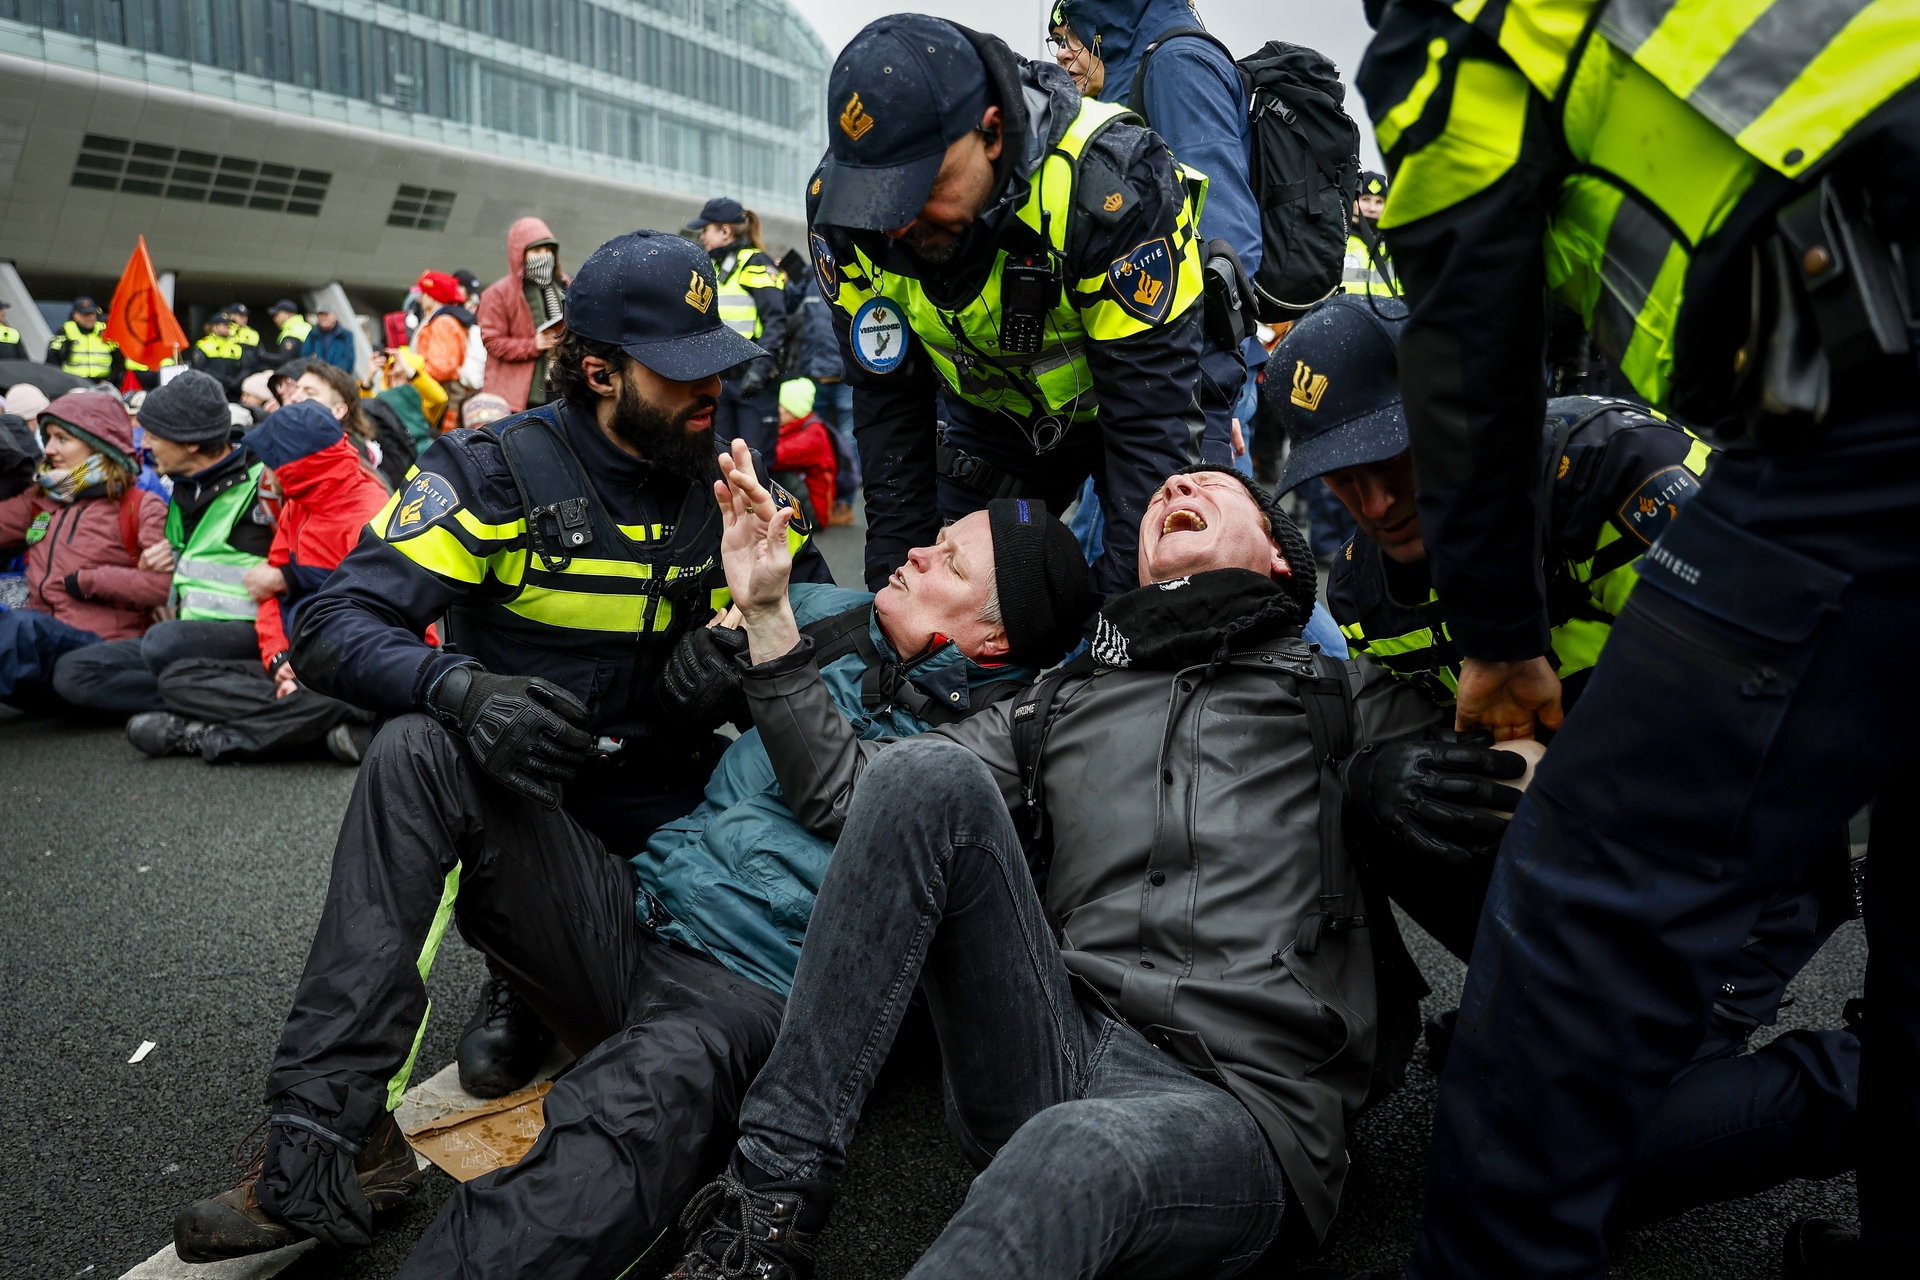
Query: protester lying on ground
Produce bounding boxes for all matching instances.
[165,232,859,1270]
[126,400,382,765]
[1272,298,1860,1231]
[52,371,271,716]
[278,358,414,491]
[667,458,1521,1279]
[478,217,568,412]
[773,378,836,528]
[0,392,168,715]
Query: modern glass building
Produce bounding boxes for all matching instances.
[0,0,829,341]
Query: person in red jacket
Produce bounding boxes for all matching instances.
[0,391,169,714]
[126,400,384,763]
[774,378,837,529]
[477,217,568,412]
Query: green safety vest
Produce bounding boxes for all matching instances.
[716,251,780,340]
[277,316,313,346]
[59,320,117,379]
[820,97,1208,424]
[1379,0,1920,407]
[1341,231,1399,296]
[197,333,244,362]
[165,462,268,622]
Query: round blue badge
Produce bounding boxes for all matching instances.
[849,296,908,375]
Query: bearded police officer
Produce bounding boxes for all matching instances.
[1356,0,1920,1273]
[807,14,1206,595]
[170,230,831,1263]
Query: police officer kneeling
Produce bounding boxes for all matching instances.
[171,231,832,1262]
[809,14,1204,596]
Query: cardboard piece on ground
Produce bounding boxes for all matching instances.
[401,1080,553,1182]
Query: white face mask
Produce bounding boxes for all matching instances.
[524,249,556,285]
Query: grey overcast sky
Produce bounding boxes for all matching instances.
[782,0,1383,169]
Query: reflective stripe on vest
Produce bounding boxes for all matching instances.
[717,252,776,339]
[1341,233,1400,295]
[60,321,116,378]
[165,462,266,621]
[823,97,1207,423]
[278,316,313,345]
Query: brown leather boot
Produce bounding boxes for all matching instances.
[171,1111,421,1261]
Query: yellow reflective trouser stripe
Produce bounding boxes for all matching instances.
[1380,57,1531,229]
[1377,37,1450,154]
[386,863,462,1110]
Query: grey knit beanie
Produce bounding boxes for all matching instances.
[138,370,233,446]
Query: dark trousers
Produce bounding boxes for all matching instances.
[155,657,367,762]
[0,607,101,714]
[1196,332,1247,468]
[1409,399,1920,1278]
[261,713,779,1280]
[715,378,779,459]
[51,618,258,716]
[736,737,1287,1280]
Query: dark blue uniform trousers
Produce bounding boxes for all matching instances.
[715,377,779,460]
[1410,396,1920,1278]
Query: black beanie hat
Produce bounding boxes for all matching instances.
[986,498,1096,669]
[138,370,234,446]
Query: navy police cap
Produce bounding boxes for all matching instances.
[564,230,764,382]
[814,15,993,232]
[685,196,746,229]
[1269,294,1411,494]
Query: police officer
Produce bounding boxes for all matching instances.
[687,196,786,459]
[265,299,310,370]
[807,14,1204,595]
[1356,0,1920,1272]
[1341,171,1397,297]
[169,231,832,1264]
[1272,295,1860,1235]
[189,313,246,399]
[224,301,261,350]
[47,296,122,385]
[0,299,23,362]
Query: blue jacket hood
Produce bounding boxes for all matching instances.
[1063,0,1203,101]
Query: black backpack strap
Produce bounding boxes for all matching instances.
[490,410,595,571]
[1127,26,1250,130]
[800,603,876,669]
[1295,650,1362,956]
[1009,652,1096,840]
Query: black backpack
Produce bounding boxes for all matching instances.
[1129,30,1361,321]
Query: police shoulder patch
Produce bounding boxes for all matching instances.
[770,479,814,535]
[849,296,907,374]
[810,231,838,296]
[1108,237,1175,324]
[1616,464,1701,545]
[388,472,461,539]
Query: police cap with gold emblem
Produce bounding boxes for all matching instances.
[564,229,764,381]
[1268,294,1412,494]
[815,15,993,232]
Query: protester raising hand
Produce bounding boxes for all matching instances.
[713,437,800,663]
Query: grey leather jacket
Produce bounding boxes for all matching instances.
[743,631,1440,1238]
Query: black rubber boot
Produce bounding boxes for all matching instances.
[1784,1218,1861,1279]
[456,974,555,1098]
[172,1111,420,1262]
[668,1157,836,1280]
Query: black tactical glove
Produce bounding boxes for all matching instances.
[430,666,593,810]
[659,625,750,725]
[733,358,776,399]
[1342,732,1528,867]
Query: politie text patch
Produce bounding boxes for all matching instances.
[1108,237,1175,324]
[388,472,460,539]
[1617,464,1701,544]
[811,231,838,296]
[850,296,907,374]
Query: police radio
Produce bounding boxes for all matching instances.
[999,251,1056,355]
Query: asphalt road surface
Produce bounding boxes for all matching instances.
[0,513,1865,1278]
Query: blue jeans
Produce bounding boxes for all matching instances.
[735,737,1287,1279]
[716,378,779,459]
[0,607,101,712]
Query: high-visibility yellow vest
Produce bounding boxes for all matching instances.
[0,325,19,345]
[197,334,245,362]
[277,316,313,346]
[58,320,118,379]
[1378,0,1920,407]
[716,250,780,340]
[818,97,1208,425]
[231,324,261,347]
[1341,230,1399,296]
[165,462,267,622]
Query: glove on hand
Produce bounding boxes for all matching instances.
[1342,732,1528,867]
[734,358,776,399]
[660,625,749,724]
[432,666,592,810]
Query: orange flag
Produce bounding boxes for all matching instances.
[104,235,188,372]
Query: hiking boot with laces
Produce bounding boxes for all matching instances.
[127,712,209,758]
[668,1159,835,1280]
[456,974,555,1098]
[172,1111,421,1262]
